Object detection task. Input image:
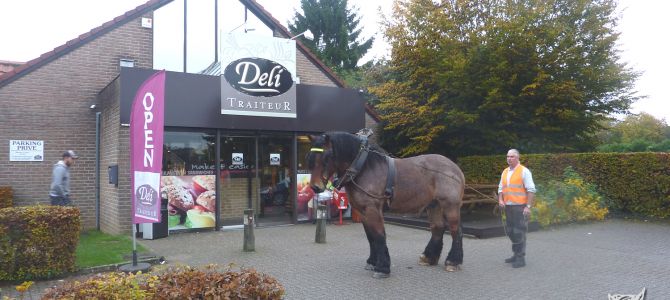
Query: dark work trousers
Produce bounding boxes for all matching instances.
[50,195,71,206]
[505,205,528,257]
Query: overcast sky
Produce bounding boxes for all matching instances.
[0,0,666,121]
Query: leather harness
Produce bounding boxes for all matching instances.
[334,136,396,200]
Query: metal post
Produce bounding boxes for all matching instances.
[132,224,138,266]
[183,0,188,73]
[315,204,327,243]
[243,208,255,251]
[119,224,151,273]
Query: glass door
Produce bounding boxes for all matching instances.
[219,136,257,226]
[257,135,294,225]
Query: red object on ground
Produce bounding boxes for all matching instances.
[333,188,349,209]
[333,188,349,225]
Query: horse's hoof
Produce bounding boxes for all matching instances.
[445,264,461,272]
[418,254,436,266]
[372,272,390,279]
[364,264,375,271]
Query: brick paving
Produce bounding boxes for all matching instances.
[140,219,668,299]
[3,219,667,299]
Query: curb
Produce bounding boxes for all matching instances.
[75,256,161,275]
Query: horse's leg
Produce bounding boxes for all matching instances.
[444,204,464,272]
[419,205,446,266]
[362,221,377,270]
[365,207,391,278]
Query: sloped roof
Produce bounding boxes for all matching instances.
[0,60,23,76]
[0,0,172,88]
[0,0,380,121]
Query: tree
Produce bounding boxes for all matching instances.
[596,112,670,152]
[615,113,667,144]
[289,0,374,73]
[370,0,639,158]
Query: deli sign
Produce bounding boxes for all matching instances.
[220,34,297,118]
[224,58,293,97]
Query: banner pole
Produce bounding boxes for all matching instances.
[132,224,138,266]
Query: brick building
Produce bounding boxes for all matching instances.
[0,0,379,235]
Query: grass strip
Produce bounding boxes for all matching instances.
[76,230,149,268]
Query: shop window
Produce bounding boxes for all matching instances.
[296,135,314,221]
[153,0,273,73]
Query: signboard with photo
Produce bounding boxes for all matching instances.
[270,153,280,165]
[161,175,216,230]
[232,153,244,165]
[9,140,43,161]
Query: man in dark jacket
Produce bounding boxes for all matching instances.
[49,150,78,205]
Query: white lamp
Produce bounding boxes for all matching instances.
[291,29,314,41]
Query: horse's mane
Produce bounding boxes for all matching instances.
[326,131,388,168]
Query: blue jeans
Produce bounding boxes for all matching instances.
[50,195,71,206]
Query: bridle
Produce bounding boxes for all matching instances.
[309,146,332,193]
[309,135,396,200]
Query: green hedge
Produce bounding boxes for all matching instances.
[0,186,12,209]
[458,152,670,218]
[0,205,81,281]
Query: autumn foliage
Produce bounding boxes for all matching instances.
[42,264,285,300]
[371,0,639,158]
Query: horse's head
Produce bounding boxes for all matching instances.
[307,134,334,194]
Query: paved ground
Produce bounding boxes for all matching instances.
[3,219,667,299]
[140,219,667,299]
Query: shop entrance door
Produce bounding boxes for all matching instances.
[219,136,258,227]
[257,135,293,226]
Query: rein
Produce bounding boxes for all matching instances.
[463,184,527,242]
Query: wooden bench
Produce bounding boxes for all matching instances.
[462,184,499,214]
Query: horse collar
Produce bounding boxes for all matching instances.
[336,138,369,189]
[336,137,396,201]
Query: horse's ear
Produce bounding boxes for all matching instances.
[324,134,331,147]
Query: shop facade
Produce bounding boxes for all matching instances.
[109,68,365,231]
[0,0,378,234]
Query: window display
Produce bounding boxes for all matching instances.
[161,131,216,230]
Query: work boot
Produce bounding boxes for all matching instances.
[512,256,525,268]
[504,255,516,263]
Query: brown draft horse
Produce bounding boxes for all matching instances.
[307,131,465,278]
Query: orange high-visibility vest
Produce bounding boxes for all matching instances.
[501,165,528,205]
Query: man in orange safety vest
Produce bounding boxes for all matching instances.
[498,149,536,268]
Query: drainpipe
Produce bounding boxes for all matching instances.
[95,111,101,230]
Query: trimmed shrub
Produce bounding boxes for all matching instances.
[458,152,670,218]
[41,264,286,299]
[0,205,80,281]
[0,186,12,209]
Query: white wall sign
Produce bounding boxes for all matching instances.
[270,153,280,165]
[232,153,244,165]
[9,140,44,161]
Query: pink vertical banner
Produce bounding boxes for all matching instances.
[130,70,166,224]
